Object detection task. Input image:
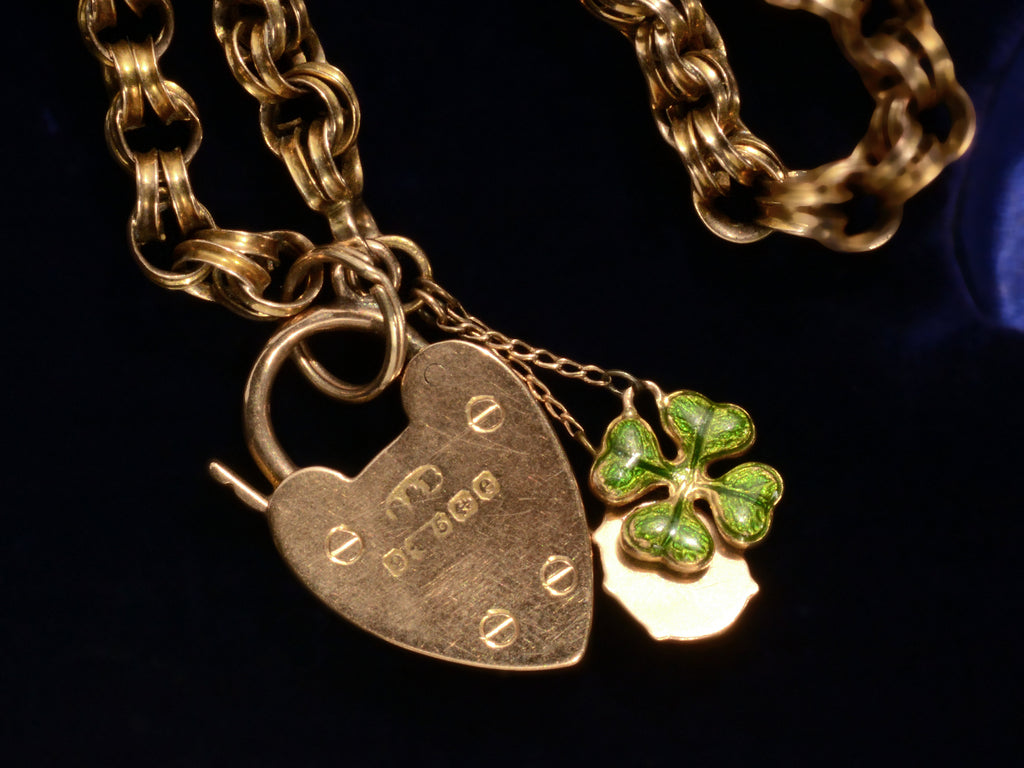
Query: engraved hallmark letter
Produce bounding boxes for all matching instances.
[447,490,479,523]
[472,470,500,501]
[384,465,444,520]
[383,470,504,578]
[429,511,454,539]
[382,548,409,578]
[402,518,441,562]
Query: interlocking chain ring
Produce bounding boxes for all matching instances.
[243,304,425,486]
[173,229,325,318]
[376,236,434,314]
[79,0,175,65]
[282,243,409,404]
[582,0,976,251]
[213,0,324,102]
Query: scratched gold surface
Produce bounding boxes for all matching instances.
[268,341,593,670]
[593,512,758,641]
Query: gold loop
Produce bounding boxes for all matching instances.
[219,18,295,102]
[127,211,213,295]
[693,189,773,244]
[331,239,402,301]
[79,0,174,65]
[213,0,287,61]
[213,0,324,102]
[107,38,181,127]
[105,80,202,172]
[254,61,364,217]
[281,244,408,403]
[128,150,216,289]
[249,19,305,100]
[226,230,324,319]
[377,236,435,314]
[159,149,213,236]
[243,305,415,486]
[258,61,360,157]
[174,229,324,320]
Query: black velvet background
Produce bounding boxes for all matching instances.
[6,1,1023,764]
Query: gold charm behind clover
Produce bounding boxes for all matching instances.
[79,0,973,666]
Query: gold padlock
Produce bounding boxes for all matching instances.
[211,304,594,670]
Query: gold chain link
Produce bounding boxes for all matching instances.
[581,0,976,251]
[80,0,342,320]
[212,0,377,243]
[79,0,630,445]
[81,0,976,443]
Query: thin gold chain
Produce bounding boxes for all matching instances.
[413,279,642,454]
[581,0,976,250]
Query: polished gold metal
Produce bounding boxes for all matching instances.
[213,306,594,670]
[78,0,641,459]
[79,0,363,320]
[581,0,976,250]
[593,512,759,640]
[82,0,979,332]
[87,0,981,662]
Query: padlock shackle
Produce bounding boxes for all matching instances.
[244,303,424,486]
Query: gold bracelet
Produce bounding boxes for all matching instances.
[79,0,970,670]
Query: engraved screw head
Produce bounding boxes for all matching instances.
[466,395,505,433]
[540,555,579,597]
[325,525,364,565]
[479,608,519,649]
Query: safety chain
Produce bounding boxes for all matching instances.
[581,0,976,251]
[413,279,642,454]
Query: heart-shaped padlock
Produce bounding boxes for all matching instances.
[214,307,594,670]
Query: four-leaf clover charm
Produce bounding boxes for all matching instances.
[591,386,782,575]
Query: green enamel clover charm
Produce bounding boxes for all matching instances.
[590,386,782,575]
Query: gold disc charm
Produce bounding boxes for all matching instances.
[593,513,759,640]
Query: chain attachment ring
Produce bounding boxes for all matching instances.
[283,243,408,403]
[243,304,424,486]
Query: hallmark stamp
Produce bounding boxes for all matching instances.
[382,468,502,578]
[385,465,443,521]
[382,547,410,578]
[472,470,500,501]
[447,489,479,523]
[429,511,454,538]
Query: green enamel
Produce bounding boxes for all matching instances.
[590,389,783,575]
[621,499,714,573]
[706,462,783,545]
[591,416,673,503]
[661,391,755,467]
